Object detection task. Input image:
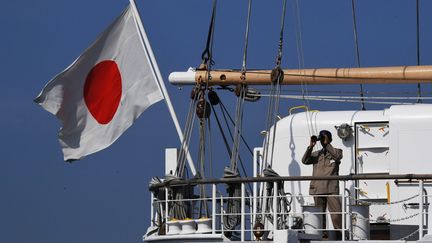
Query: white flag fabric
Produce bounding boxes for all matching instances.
[35,4,164,161]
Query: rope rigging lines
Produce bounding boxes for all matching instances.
[350,0,366,110]
[153,1,432,236]
[416,0,423,103]
[262,0,288,170]
[250,92,432,106]
[223,0,253,233]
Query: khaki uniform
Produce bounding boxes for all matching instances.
[302,144,343,232]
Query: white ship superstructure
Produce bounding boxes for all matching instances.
[144,104,432,243]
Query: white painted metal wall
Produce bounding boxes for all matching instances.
[266,104,432,235]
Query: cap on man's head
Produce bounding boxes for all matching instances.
[319,130,332,142]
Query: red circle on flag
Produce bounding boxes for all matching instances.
[84,60,122,125]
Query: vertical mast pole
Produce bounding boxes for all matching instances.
[129,0,196,175]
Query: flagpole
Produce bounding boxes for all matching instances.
[129,0,197,176]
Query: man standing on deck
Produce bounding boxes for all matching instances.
[302,130,343,240]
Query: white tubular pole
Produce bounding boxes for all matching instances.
[165,187,169,222]
[342,181,346,240]
[129,0,196,176]
[241,183,246,241]
[252,148,259,225]
[273,182,278,231]
[150,193,154,227]
[220,195,224,235]
[212,184,216,234]
[419,180,424,239]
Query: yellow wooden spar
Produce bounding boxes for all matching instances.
[169,65,432,86]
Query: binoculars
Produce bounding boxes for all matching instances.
[311,135,321,142]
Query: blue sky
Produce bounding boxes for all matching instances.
[2,0,432,242]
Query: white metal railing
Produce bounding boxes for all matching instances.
[149,178,430,241]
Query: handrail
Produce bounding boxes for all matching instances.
[149,176,430,240]
[149,173,432,190]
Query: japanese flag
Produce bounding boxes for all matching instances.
[35,4,163,161]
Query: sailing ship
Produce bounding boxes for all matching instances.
[142,0,432,242]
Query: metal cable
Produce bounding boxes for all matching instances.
[276,0,288,66]
[214,102,253,193]
[176,88,198,178]
[220,102,254,156]
[262,0,288,168]
[293,0,305,70]
[258,93,432,100]
[201,0,217,66]
[293,0,314,138]
[207,116,214,178]
[223,183,241,233]
[253,88,432,95]
[226,0,252,177]
[255,93,423,105]
[229,87,246,173]
[262,83,276,170]
[198,117,209,218]
[264,184,293,229]
[219,102,252,182]
[223,87,246,235]
[416,0,423,103]
[269,80,282,167]
[168,185,188,220]
[241,0,252,77]
[351,0,366,110]
[211,105,233,160]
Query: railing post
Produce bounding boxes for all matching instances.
[253,150,258,225]
[150,193,154,227]
[165,187,169,223]
[342,181,346,240]
[241,183,245,241]
[212,183,216,234]
[419,180,424,240]
[220,193,224,235]
[273,181,278,231]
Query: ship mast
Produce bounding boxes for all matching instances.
[169,65,432,86]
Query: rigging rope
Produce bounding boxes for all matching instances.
[262,0,287,169]
[209,93,253,194]
[351,0,366,110]
[200,0,217,68]
[226,0,253,175]
[190,0,220,220]
[253,88,432,95]
[219,102,253,183]
[276,0,288,66]
[176,87,199,178]
[241,0,252,78]
[293,0,314,138]
[223,86,246,235]
[293,0,305,69]
[219,102,254,156]
[197,95,209,218]
[416,0,423,103]
[223,1,254,233]
[258,0,289,229]
[168,87,201,221]
[228,86,246,174]
[255,93,426,105]
[207,113,214,178]
[258,168,293,229]
[258,93,432,101]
